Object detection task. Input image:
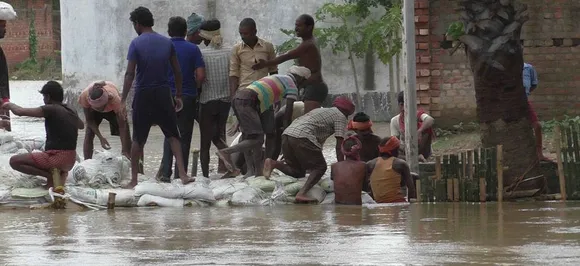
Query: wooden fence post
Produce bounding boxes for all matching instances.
[497,145,503,203]
[416,180,422,202]
[554,125,567,201]
[435,156,442,179]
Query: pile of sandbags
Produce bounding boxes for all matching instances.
[134,177,216,207]
[68,150,130,188]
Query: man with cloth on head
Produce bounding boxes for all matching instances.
[187,14,232,177]
[217,66,310,178]
[79,81,131,160]
[348,112,381,162]
[263,96,356,203]
[366,136,416,203]
[331,135,369,205]
[0,1,17,131]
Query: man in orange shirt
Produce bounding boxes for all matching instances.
[79,81,131,159]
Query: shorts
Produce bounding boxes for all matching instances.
[91,110,119,136]
[528,100,538,124]
[132,87,180,146]
[30,150,77,172]
[302,82,329,103]
[281,135,327,175]
[233,89,275,135]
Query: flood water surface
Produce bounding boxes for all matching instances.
[2,82,580,265]
[0,202,579,265]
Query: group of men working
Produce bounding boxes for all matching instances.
[0,3,549,204]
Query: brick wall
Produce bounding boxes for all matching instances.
[2,0,57,67]
[420,0,580,127]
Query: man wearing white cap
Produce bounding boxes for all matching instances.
[0,1,17,131]
[217,66,311,177]
[78,81,131,160]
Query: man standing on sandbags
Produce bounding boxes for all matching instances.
[263,97,355,203]
[217,66,311,178]
[79,81,131,160]
[120,7,194,188]
[2,81,84,188]
[0,2,17,131]
[186,15,231,177]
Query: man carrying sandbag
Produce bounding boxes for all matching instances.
[0,2,17,131]
[2,81,84,188]
[79,81,131,160]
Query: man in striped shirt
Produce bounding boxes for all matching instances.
[217,66,311,177]
[263,97,356,203]
[187,17,232,177]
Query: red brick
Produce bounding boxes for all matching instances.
[417,42,429,50]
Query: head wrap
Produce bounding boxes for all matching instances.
[87,82,110,110]
[186,13,204,36]
[341,135,362,160]
[199,19,222,48]
[378,136,401,156]
[0,2,17,21]
[333,97,355,115]
[288,66,311,80]
[347,120,373,131]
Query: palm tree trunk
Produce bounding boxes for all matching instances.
[458,0,544,195]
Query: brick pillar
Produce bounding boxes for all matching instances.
[415,0,432,114]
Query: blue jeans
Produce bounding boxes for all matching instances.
[160,95,197,179]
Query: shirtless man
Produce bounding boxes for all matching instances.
[3,81,84,188]
[331,136,368,205]
[366,136,416,203]
[252,14,326,114]
[348,112,381,162]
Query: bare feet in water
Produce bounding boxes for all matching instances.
[263,158,276,179]
[295,193,318,204]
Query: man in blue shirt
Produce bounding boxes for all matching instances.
[523,62,548,161]
[158,16,206,182]
[120,7,195,188]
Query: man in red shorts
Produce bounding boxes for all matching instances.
[2,81,84,188]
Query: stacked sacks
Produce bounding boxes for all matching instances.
[69,150,131,188]
[134,176,216,207]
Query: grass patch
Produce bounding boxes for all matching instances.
[10,55,62,81]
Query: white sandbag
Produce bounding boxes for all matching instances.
[212,182,249,200]
[137,194,184,207]
[134,179,215,202]
[17,138,45,152]
[0,2,17,21]
[0,168,45,189]
[269,175,297,185]
[0,185,10,201]
[284,180,306,196]
[261,181,291,205]
[0,141,19,154]
[15,148,28,154]
[321,192,335,204]
[209,177,240,190]
[0,132,14,144]
[318,177,334,193]
[361,192,376,204]
[246,176,276,192]
[230,186,266,206]
[65,186,138,207]
[70,152,130,188]
[213,199,230,207]
[306,185,326,203]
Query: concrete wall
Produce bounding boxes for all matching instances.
[60,0,397,121]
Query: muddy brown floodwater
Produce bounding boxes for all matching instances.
[1,82,580,265]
